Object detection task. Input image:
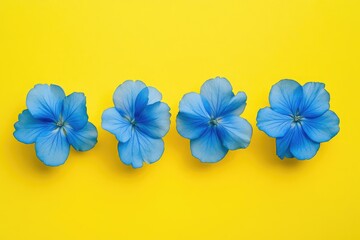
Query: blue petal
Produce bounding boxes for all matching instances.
[298,82,330,118]
[221,91,247,116]
[269,79,303,115]
[136,102,171,138]
[118,131,164,168]
[200,77,234,117]
[66,122,98,151]
[283,148,294,158]
[14,110,56,144]
[134,87,149,117]
[178,92,211,118]
[102,108,133,143]
[177,92,211,139]
[217,115,252,150]
[26,84,66,121]
[113,80,146,118]
[148,86,162,104]
[256,107,293,138]
[190,127,228,163]
[62,92,88,130]
[276,129,295,159]
[118,140,143,168]
[289,124,320,160]
[35,128,70,166]
[302,110,340,143]
[176,112,209,139]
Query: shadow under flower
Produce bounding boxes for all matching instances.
[254,130,303,169]
[9,138,55,176]
[166,123,222,172]
[97,130,152,178]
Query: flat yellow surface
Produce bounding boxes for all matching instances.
[0,0,359,239]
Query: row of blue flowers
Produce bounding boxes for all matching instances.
[14,78,340,168]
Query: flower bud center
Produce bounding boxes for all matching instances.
[130,119,136,126]
[292,115,302,123]
[56,120,65,127]
[209,118,219,126]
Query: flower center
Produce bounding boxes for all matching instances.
[130,119,136,126]
[56,120,65,127]
[56,119,68,134]
[209,118,219,126]
[124,116,137,127]
[292,114,302,123]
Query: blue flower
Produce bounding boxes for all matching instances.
[102,80,171,168]
[14,84,98,166]
[176,77,253,163]
[257,79,340,160]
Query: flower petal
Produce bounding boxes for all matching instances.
[269,79,303,115]
[190,128,228,163]
[35,128,70,166]
[113,80,146,118]
[134,87,149,117]
[14,110,56,144]
[200,77,234,116]
[118,131,164,168]
[102,108,133,143]
[66,122,98,151]
[176,112,209,139]
[276,129,295,159]
[178,92,210,118]
[118,140,143,168]
[298,82,330,118]
[136,102,171,138]
[148,86,162,104]
[134,86,164,117]
[62,92,88,130]
[256,107,293,138]
[26,84,66,121]
[289,125,320,160]
[302,110,340,143]
[217,115,252,150]
[221,91,247,116]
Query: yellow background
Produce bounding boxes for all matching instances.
[0,0,359,239]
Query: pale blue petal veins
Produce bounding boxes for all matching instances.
[66,122,98,151]
[113,80,146,118]
[221,91,247,116]
[217,115,252,150]
[299,82,330,118]
[276,125,320,160]
[26,84,66,121]
[118,131,164,168]
[257,107,293,138]
[190,128,228,163]
[62,92,88,130]
[148,86,162,104]
[289,125,320,160]
[177,92,210,139]
[118,140,143,168]
[136,102,171,138]
[269,79,303,115]
[302,110,340,143]
[176,112,209,139]
[178,92,210,118]
[14,110,56,144]
[134,87,149,117]
[276,128,296,159]
[35,128,70,166]
[102,108,133,143]
[200,77,234,116]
